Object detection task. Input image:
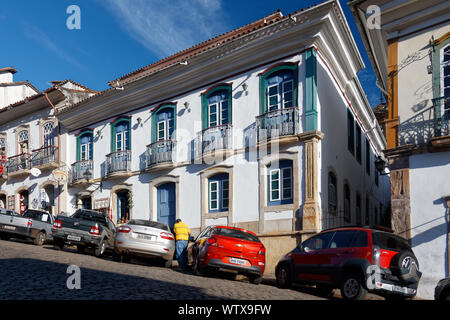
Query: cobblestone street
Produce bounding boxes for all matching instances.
[0,239,329,300]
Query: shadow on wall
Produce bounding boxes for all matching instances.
[0,258,223,300]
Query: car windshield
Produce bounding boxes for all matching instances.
[128,219,169,231]
[71,210,107,225]
[22,210,49,222]
[372,231,411,251]
[213,227,260,243]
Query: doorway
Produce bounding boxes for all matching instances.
[116,189,131,224]
[157,182,176,229]
[18,190,29,214]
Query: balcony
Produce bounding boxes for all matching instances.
[195,124,233,163]
[398,98,450,148]
[256,107,300,146]
[105,150,132,178]
[6,153,31,178]
[31,145,59,170]
[146,140,176,171]
[70,160,93,185]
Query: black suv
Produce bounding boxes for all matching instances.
[275,226,421,300]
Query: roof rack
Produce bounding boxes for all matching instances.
[321,225,394,233]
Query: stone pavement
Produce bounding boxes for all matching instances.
[0,239,328,300]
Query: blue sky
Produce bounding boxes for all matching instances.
[0,0,382,107]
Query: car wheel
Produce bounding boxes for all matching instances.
[340,275,367,300]
[34,232,46,246]
[94,239,107,257]
[162,259,172,268]
[54,239,65,250]
[192,257,204,276]
[77,245,86,254]
[276,265,292,288]
[249,275,262,285]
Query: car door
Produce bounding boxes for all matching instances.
[319,230,368,281]
[292,231,334,282]
[193,226,213,263]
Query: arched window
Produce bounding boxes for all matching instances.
[208,173,229,212]
[207,90,230,127]
[344,183,351,222]
[328,171,337,215]
[111,118,131,152]
[18,130,29,154]
[43,122,55,147]
[78,131,93,161]
[266,70,295,111]
[267,159,293,205]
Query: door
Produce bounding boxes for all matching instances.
[19,191,29,214]
[157,182,176,229]
[292,231,334,282]
[116,190,130,223]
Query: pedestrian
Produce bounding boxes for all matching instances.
[174,218,191,271]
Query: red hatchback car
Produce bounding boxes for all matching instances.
[188,225,266,284]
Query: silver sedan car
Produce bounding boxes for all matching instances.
[114,219,175,267]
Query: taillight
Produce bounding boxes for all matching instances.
[258,246,266,256]
[53,220,62,229]
[373,246,381,266]
[89,225,100,236]
[27,220,32,228]
[160,232,174,240]
[207,237,217,246]
[117,226,131,233]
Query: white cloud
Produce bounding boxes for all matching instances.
[98,0,228,58]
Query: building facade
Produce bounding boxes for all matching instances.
[0,74,95,215]
[349,0,450,299]
[55,0,389,272]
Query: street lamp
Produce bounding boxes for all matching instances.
[375,156,388,175]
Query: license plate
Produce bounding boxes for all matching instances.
[229,257,246,265]
[3,225,15,231]
[136,234,155,241]
[67,235,81,241]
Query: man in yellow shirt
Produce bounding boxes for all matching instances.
[174,219,191,271]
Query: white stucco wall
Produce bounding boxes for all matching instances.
[409,151,450,299]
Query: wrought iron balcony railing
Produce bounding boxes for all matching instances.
[30,145,58,168]
[256,107,300,142]
[195,124,233,158]
[146,140,175,167]
[71,159,93,183]
[7,153,31,174]
[106,150,131,175]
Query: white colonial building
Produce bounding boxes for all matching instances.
[0,71,95,215]
[53,0,389,272]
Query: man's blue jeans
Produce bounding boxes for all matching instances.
[175,240,188,270]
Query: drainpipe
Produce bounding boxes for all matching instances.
[44,91,62,215]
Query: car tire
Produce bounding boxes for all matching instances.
[192,257,204,276]
[276,264,292,288]
[77,245,86,254]
[162,259,172,268]
[34,232,46,246]
[390,251,420,284]
[340,274,367,300]
[54,239,65,250]
[94,239,107,257]
[249,275,262,285]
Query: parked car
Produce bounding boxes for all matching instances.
[114,219,175,267]
[189,225,266,284]
[275,226,421,300]
[435,278,450,301]
[0,208,54,245]
[52,209,116,257]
